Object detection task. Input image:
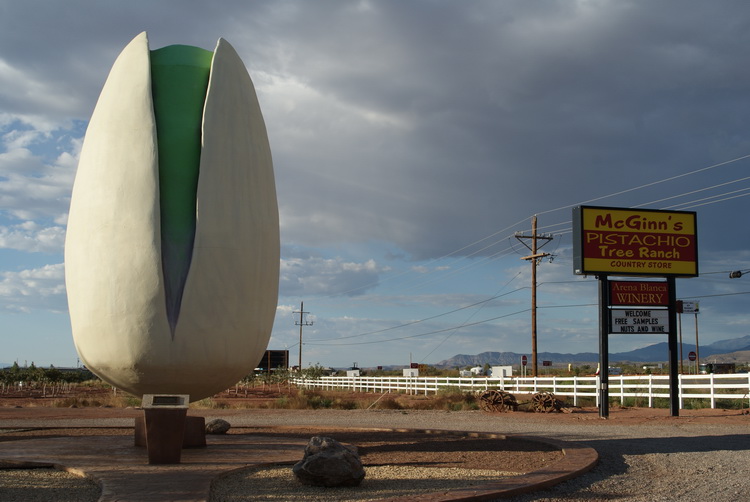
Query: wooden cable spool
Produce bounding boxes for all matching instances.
[531,391,562,413]
[478,390,518,412]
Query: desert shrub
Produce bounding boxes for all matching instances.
[53,396,88,408]
[435,386,464,397]
[191,398,231,409]
[409,389,477,411]
[306,393,333,409]
[681,398,745,410]
[331,398,359,410]
[373,397,403,410]
[574,396,597,407]
[264,390,334,409]
[619,396,651,408]
[52,392,140,408]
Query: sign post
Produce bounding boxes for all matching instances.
[667,277,679,415]
[573,206,698,418]
[598,276,610,418]
[681,301,700,368]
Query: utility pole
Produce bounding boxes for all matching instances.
[293,302,313,370]
[515,215,553,377]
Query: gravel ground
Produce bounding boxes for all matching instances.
[1,408,748,501]
[223,409,750,501]
[212,465,515,501]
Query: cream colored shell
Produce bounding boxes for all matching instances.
[65,32,279,401]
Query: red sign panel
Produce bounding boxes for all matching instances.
[688,351,697,361]
[521,355,528,366]
[610,281,669,306]
[573,206,698,277]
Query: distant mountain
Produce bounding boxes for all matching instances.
[437,351,599,368]
[702,335,750,352]
[614,335,750,362]
[435,335,750,367]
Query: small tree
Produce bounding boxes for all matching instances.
[44,365,63,384]
[8,362,21,383]
[300,363,327,379]
[26,362,45,383]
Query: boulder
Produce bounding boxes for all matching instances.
[205,418,231,434]
[292,436,365,487]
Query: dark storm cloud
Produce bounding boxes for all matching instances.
[243,1,750,257]
[2,0,749,259]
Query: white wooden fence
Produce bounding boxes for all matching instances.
[291,373,750,409]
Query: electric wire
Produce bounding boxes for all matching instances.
[418,272,524,363]
[286,153,750,356]
[311,284,528,342]
[535,152,750,217]
[305,308,533,346]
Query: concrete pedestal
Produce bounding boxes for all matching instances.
[133,394,205,464]
[143,408,186,464]
[135,415,206,450]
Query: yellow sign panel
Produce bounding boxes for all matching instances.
[574,206,698,277]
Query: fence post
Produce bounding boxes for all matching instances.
[288,372,749,409]
[710,373,716,409]
[595,375,600,407]
[648,374,653,408]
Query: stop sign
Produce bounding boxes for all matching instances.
[688,351,697,361]
[521,355,528,366]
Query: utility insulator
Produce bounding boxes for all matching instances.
[729,270,743,279]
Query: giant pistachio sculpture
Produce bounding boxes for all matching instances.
[65,32,279,401]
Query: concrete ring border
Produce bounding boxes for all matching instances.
[256,426,599,502]
[0,425,598,501]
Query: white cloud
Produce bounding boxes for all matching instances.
[280,255,383,297]
[0,263,67,313]
[0,128,78,225]
[0,1,749,368]
[0,222,65,253]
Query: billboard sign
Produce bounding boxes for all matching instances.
[610,309,669,334]
[680,300,700,314]
[610,280,669,306]
[573,206,698,277]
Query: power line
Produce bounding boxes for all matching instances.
[293,302,313,369]
[306,308,533,346]
[294,153,750,358]
[312,284,528,342]
[633,175,750,208]
[515,215,554,377]
[418,272,524,363]
[536,152,750,217]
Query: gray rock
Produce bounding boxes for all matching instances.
[292,436,365,487]
[205,418,231,434]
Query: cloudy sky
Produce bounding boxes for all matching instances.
[2,0,749,370]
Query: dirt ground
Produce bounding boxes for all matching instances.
[1,384,748,477]
[1,384,748,425]
[0,386,562,473]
